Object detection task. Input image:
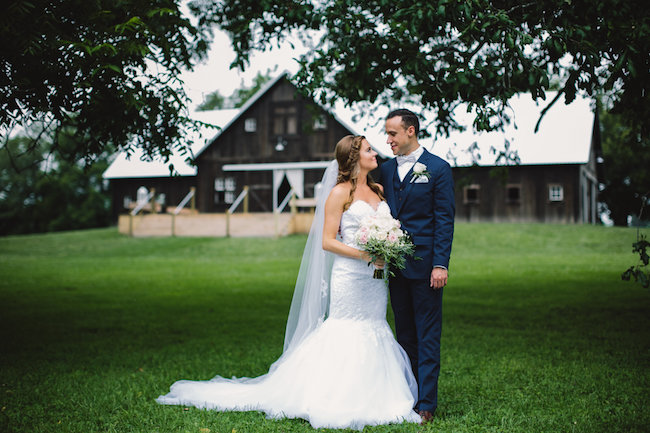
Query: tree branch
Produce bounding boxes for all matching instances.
[534,88,565,133]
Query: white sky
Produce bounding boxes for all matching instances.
[179,27,309,110]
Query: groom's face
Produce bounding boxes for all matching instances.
[385,116,416,156]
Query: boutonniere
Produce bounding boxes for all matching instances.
[410,162,430,183]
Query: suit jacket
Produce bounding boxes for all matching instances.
[380,148,455,279]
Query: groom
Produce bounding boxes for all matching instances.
[380,109,455,423]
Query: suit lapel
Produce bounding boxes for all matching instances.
[384,159,399,218]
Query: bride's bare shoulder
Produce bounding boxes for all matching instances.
[331,182,351,196]
[326,183,351,205]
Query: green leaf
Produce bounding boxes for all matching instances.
[621,267,633,281]
[638,271,649,288]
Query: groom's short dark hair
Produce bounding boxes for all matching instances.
[387,109,419,135]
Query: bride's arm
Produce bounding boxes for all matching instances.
[322,186,373,263]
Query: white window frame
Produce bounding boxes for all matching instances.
[225,177,236,192]
[244,118,257,132]
[548,184,564,202]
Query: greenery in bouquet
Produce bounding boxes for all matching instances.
[354,205,417,279]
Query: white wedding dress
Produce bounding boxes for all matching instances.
[157,200,420,430]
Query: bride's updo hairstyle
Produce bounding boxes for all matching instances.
[335,135,384,211]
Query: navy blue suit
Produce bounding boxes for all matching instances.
[380,148,455,413]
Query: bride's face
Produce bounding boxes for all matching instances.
[358,139,378,172]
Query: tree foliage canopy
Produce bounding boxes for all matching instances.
[193,0,649,138]
[599,107,650,226]
[1,0,210,164]
[0,131,113,235]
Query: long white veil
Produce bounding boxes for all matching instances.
[156,161,340,392]
[282,159,338,354]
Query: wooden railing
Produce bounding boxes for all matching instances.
[225,186,249,237]
[171,187,196,236]
[128,189,156,236]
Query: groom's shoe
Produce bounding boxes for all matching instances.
[419,409,435,424]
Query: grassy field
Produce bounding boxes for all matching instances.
[0,224,648,433]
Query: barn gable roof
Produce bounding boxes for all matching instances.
[192,72,290,159]
[192,71,392,158]
[104,72,388,179]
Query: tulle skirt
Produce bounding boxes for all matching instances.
[157,317,420,430]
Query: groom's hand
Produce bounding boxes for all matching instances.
[431,267,448,289]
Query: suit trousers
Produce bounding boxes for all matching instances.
[389,273,443,412]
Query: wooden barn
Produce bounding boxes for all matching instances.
[194,73,359,213]
[103,109,238,219]
[103,72,387,220]
[430,93,601,224]
[104,71,601,232]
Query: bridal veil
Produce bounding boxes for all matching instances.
[283,159,338,354]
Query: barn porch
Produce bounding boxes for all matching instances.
[117,210,314,238]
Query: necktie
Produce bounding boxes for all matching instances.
[396,154,416,166]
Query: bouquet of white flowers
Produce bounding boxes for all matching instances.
[354,205,417,279]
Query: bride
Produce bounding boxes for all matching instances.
[157,135,421,429]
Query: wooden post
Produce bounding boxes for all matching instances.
[129,214,133,237]
[190,186,196,211]
[150,188,156,213]
[274,211,279,239]
[290,195,297,216]
[226,210,231,237]
[289,194,297,237]
[243,185,249,214]
[171,213,176,237]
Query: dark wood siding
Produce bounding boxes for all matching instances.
[109,176,196,220]
[196,77,353,213]
[452,164,582,223]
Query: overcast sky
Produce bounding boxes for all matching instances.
[179,26,309,111]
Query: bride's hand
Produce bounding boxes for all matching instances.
[359,252,384,269]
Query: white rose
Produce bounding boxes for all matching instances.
[413,162,427,173]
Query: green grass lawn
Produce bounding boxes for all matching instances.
[0,224,648,433]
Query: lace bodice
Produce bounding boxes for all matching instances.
[328,200,390,322]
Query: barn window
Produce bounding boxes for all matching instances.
[214,177,237,204]
[548,184,564,202]
[463,184,480,204]
[506,184,521,204]
[244,118,257,132]
[273,105,298,135]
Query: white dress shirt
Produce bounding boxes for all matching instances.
[396,146,424,182]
